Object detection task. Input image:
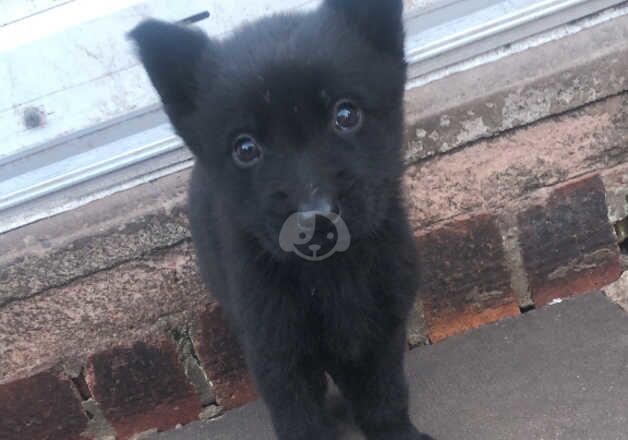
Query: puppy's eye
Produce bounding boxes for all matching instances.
[334,100,362,133]
[232,135,263,168]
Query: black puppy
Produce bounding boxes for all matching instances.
[131,1,433,438]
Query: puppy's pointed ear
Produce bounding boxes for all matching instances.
[129,20,212,125]
[325,0,404,57]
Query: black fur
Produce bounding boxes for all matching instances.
[131,2,434,439]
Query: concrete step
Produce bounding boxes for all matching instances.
[148,292,628,440]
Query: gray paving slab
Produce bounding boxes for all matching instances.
[149,293,628,440]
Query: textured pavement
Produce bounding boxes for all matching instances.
[149,293,628,440]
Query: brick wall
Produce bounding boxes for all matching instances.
[1,21,628,440]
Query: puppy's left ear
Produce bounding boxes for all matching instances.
[325,0,404,57]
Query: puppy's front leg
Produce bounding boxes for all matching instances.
[329,325,435,440]
[248,349,337,440]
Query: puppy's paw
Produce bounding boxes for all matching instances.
[397,432,435,440]
[367,425,435,440]
[383,432,435,440]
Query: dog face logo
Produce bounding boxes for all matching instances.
[279,211,351,261]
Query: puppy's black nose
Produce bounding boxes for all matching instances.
[298,197,333,214]
[298,196,342,214]
[296,210,317,230]
[297,197,341,226]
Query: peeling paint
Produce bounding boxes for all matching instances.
[403,15,628,164]
[456,117,489,145]
[502,88,552,129]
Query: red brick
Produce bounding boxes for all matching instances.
[518,176,622,307]
[416,214,519,342]
[85,340,201,440]
[0,371,89,440]
[194,303,257,409]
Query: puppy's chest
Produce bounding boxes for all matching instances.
[301,273,388,361]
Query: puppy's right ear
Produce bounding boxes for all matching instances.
[129,20,212,131]
[325,0,404,57]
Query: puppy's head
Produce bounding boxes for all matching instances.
[130,0,407,257]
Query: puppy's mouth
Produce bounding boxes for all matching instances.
[295,244,321,259]
[275,209,351,261]
[294,230,338,259]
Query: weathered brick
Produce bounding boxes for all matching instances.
[518,176,622,306]
[194,303,257,409]
[0,371,89,440]
[404,94,628,231]
[416,214,519,342]
[85,340,201,440]
[0,241,208,384]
